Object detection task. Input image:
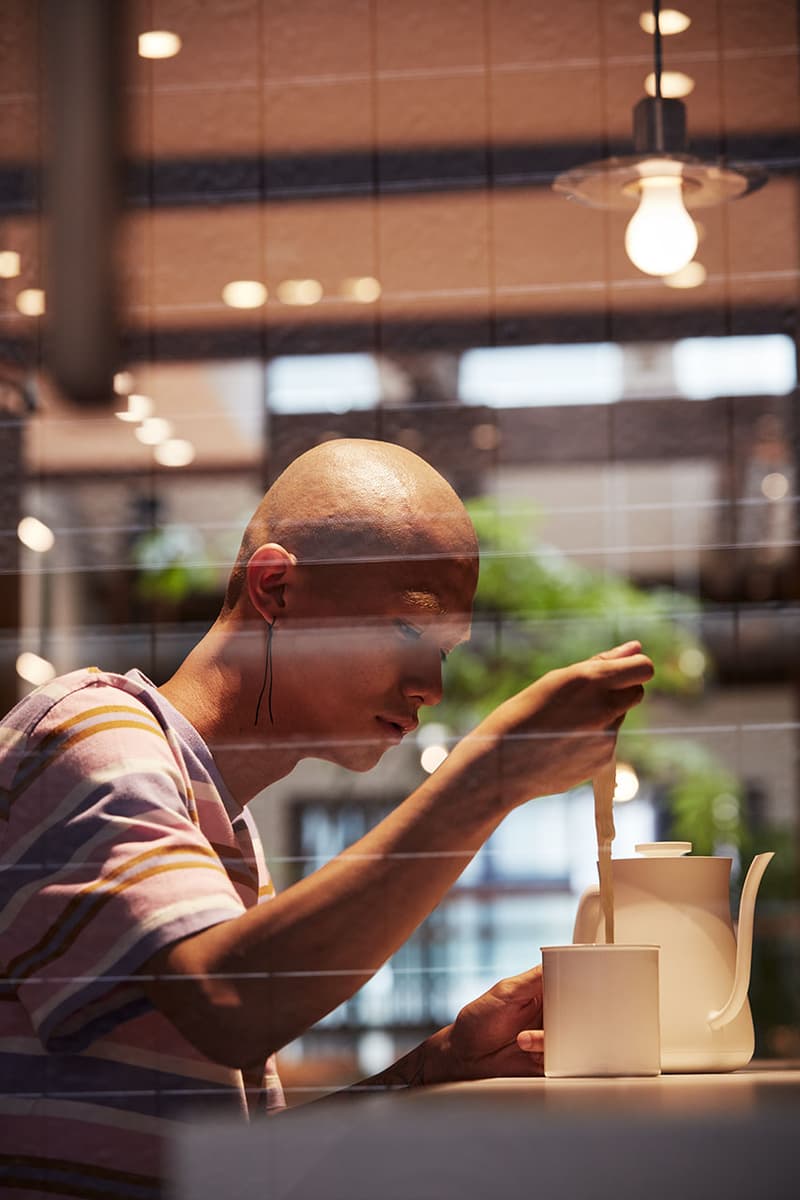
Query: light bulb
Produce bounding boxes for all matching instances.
[18,516,55,553]
[138,31,182,59]
[613,762,640,804]
[135,417,173,445]
[16,651,56,686]
[624,174,698,276]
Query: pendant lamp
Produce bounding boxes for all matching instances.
[553,0,766,277]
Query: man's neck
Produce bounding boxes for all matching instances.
[158,622,302,806]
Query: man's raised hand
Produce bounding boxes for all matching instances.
[447,641,654,811]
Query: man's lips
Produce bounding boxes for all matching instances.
[375,716,418,739]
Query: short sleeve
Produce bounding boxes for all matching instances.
[0,685,247,1052]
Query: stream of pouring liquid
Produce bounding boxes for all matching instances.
[593,757,617,944]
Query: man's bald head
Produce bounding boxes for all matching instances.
[221,439,478,615]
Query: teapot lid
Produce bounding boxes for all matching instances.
[635,841,692,857]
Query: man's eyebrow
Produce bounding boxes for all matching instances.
[402,590,447,615]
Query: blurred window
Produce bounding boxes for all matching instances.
[459,334,796,408]
[459,343,624,407]
[267,354,381,413]
[293,787,656,1035]
[672,334,796,400]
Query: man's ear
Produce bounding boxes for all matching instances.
[246,543,297,620]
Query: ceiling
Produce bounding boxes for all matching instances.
[0,0,798,473]
[1,0,797,345]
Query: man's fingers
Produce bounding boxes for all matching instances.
[471,1040,544,1079]
[597,653,654,687]
[594,641,642,661]
[517,1029,544,1052]
[493,965,542,999]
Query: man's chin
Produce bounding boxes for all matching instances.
[338,745,387,773]
[319,738,389,774]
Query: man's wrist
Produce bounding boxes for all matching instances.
[416,1023,457,1086]
[429,728,508,829]
[350,1023,457,1093]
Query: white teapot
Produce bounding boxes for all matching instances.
[572,842,774,1072]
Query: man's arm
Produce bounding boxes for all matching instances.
[347,966,545,1095]
[139,644,651,1069]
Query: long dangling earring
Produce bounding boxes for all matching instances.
[254,620,275,726]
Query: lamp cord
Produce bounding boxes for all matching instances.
[652,0,663,99]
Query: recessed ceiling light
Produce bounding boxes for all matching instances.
[471,423,499,451]
[138,30,182,59]
[16,651,56,686]
[340,276,381,303]
[761,472,790,501]
[17,516,55,553]
[277,279,323,306]
[115,393,154,422]
[135,417,173,446]
[612,763,640,803]
[222,280,267,309]
[663,261,707,289]
[639,9,691,35]
[113,370,135,395]
[154,438,195,467]
[420,744,449,774]
[644,70,694,98]
[0,250,21,278]
[16,288,45,316]
[678,647,707,678]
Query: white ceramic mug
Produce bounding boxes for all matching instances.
[542,944,661,1078]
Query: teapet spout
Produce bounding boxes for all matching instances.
[707,852,774,1032]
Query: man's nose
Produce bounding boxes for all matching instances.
[402,652,444,708]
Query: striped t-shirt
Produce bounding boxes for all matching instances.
[0,667,284,1200]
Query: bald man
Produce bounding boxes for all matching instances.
[0,439,652,1199]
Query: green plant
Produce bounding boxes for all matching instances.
[133,524,217,605]
[438,497,705,719]
[434,497,750,852]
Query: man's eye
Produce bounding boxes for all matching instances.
[396,620,422,641]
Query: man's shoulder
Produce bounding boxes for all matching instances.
[1,667,156,735]
[0,668,165,788]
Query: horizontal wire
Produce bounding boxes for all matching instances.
[5,488,798,541]
[4,537,800,579]
[2,43,795,104]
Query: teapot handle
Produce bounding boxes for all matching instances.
[573,885,600,944]
[708,851,774,1031]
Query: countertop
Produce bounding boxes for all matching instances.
[416,1058,800,1114]
[174,1062,800,1200]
